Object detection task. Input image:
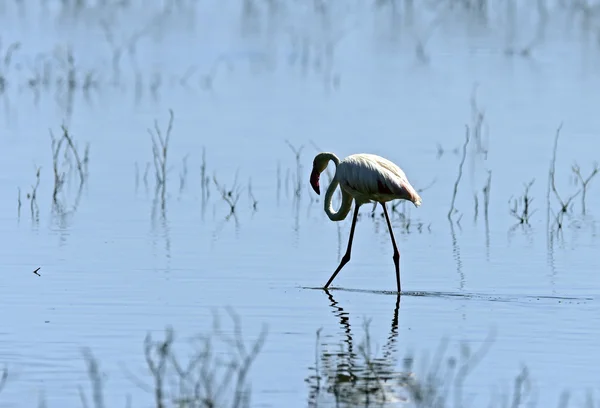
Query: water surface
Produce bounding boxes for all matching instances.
[1,1,600,407]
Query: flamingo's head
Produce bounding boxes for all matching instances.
[310,168,320,195]
[310,153,330,195]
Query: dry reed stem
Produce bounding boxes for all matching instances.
[149,109,174,187]
[549,124,580,214]
[448,125,470,220]
[509,179,536,224]
[213,171,242,214]
[572,162,599,215]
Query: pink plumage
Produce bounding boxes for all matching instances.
[309,152,422,293]
[336,154,422,206]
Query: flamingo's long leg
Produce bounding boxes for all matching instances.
[381,202,401,293]
[324,203,361,289]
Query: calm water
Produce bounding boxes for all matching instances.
[1,1,600,407]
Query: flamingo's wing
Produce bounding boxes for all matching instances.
[338,154,422,206]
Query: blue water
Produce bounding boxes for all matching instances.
[1,1,600,407]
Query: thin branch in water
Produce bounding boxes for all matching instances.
[179,154,189,194]
[17,187,21,218]
[448,125,470,220]
[49,125,89,215]
[148,109,175,188]
[548,123,579,214]
[80,348,106,408]
[143,162,150,190]
[509,179,537,225]
[483,170,492,221]
[61,125,86,186]
[201,147,209,203]
[148,109,174,214]
[550,207,565,231]
[29,166,41,221]
[50,129,66,202]
[572,161,599,215]
[248,178,258,211]
[135,162,140,191]
[285,140,304,199]
[144,328,172,408]
[213,171,242,215]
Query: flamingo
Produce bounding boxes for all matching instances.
[310,152,422,292]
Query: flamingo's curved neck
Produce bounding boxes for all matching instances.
[324,155,353,221]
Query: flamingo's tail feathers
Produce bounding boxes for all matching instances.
[402,182,422,207]
[413,193,422,207]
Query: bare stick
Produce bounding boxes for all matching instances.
[17,188,21,217]
[572,162,599,215]
[50,130,65,202]
[549,124,563,209]
[248,178,258,211]
[483,170,492,221]
[144,329,172,408]
[179,154,189,193]
[509,179,536,224]
[61,125,86,185]
[29,166,41,219]
[148,109,174,187]
[213,172,242,215]
[548,123,579,213]
[448,125,470,220]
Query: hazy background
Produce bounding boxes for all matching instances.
[1,0,600,407]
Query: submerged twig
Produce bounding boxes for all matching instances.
[509,179,537,224]
[213,171,242,215]
[61,125,87,185]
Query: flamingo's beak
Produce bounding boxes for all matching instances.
[310,168,320,195]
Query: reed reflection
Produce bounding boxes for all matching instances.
[306,290,408,407]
